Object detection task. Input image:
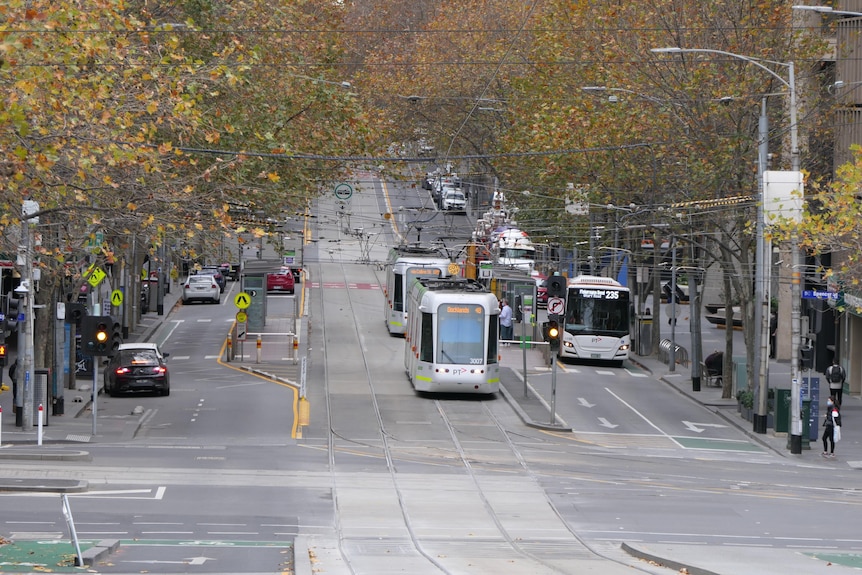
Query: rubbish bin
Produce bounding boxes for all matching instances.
[775,388,791,433]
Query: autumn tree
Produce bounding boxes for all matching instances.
[0,0,374,378]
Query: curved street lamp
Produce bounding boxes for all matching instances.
[651,46,804,453]
[792,5,862,17]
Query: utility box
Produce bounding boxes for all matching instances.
[775,388,791,433]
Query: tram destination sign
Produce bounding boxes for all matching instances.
[575,288,626,300]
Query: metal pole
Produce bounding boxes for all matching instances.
[588,213,596,275]
[521,315,527,388]
[550,358,557,425]
[788,62,803,455]
[669,242,677,372]
[21,213,35,429]
[754,97,770,434]
[91,345,98,436]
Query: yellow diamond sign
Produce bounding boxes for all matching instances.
[87,266,107,288]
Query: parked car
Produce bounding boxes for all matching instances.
[182,274,220,304]
[441,189,467,212]
[199,266,226,292]
[267,268,295,294]
[104,347,170,396]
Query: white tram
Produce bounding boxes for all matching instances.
[404,277,500,394]
[383,246,451,335]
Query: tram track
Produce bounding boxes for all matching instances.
[313,183,665,574]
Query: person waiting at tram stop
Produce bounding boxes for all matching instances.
[499,298,513,346]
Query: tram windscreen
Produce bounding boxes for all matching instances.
[437,304,485,365]
[564,287,629,337]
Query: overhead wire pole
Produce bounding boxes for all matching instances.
[652,47,804,453]
[20,203,36,429]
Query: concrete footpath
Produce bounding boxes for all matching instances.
[2,287,862,573]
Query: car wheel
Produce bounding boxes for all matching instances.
[107,384,117,397]
[162,388,170,397]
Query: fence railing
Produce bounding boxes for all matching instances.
[658,338,690,367]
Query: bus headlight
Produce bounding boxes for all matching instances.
[563,341,573,348]
[619,342,630,351]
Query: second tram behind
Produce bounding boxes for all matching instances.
[383,246,451,335]
[404,277,500,394]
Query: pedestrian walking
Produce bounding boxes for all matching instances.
[499,298,513,346]
[822,396,842,458]
[826,359,846,406]
[8,358,17,404]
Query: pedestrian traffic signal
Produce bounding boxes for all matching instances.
[0,342,6,367]
[544,320,561,351]
[82,315,112,356]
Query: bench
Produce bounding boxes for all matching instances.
[700,362,722,387]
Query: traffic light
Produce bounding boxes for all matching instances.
[82,315,112,356]
[110,318,123,355]
[5,294,20,334]
[547,274,567,299]
[65,302,87,325]
[799,345,814,370]
[544,320,561,351]
[0,342,6,367]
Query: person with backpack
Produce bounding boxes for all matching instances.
[826,359,846,406]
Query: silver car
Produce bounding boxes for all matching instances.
[182,274,220,304]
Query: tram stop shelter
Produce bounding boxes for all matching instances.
[239,259,284,332]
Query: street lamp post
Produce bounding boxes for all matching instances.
[652,46,803,453]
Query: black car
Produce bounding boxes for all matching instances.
[104,348,170,396]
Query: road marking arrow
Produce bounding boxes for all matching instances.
[578,397,595,408]
[597,417,618,429]
[682,420,727,433]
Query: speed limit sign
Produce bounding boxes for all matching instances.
[547,297,565,315]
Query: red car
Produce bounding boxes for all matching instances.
[535,276,548,308]
[267,269,295,294]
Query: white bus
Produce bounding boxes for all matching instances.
[404,277,500,394]
[558,275,631,366]
[383,246,451,335]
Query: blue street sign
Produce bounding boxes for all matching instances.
[802,289,838,300]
